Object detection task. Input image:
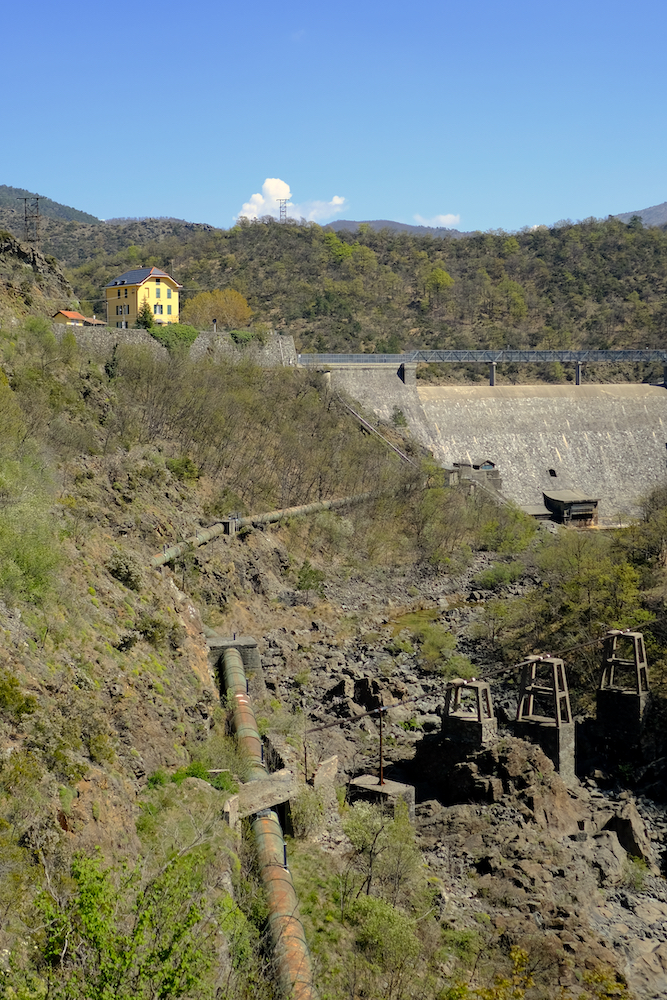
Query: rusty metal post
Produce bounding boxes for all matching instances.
[489,361,496,386]
[576,361,582,385]
[378,704,384,786]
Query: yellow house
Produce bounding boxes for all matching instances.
[105,266,182,328]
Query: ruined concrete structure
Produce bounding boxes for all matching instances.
[441,678,498,747]
[515,656,576,785]
[597,630,650,747]
[349,774,416,821]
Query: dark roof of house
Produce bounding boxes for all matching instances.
[105,266,182,288]
[543,489,599,503]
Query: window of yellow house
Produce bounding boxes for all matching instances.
[167,288,172,299]
[124,288,128,298]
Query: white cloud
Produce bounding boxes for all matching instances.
[239,178,292,220]
[413,213,461,228]
[237,178,346,224]
[298,194,346,222]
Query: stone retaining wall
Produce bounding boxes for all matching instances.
[54,326,297,367]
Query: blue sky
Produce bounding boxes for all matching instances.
[3,0,666,232]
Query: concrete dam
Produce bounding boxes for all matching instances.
[329,367,667,522]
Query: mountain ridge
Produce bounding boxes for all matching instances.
[4,180,667,236]
[328,218,470,238]
[0,184,100,225]
[614,200,667,227]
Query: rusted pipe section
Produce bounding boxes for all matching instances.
[221,647,266,781]
[220,646,316,999]
[151,490,379,568]
[252,809,314,1000]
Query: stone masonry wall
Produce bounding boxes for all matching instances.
[54,326,298,367]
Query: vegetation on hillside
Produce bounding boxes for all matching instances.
[28,214,664,378]
[0,268,664,996]
[0,185,100,225]
[0,315,550,998]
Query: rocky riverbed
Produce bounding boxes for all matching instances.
[246,569,667,997]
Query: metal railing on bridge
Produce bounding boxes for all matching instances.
[298,349,667,364]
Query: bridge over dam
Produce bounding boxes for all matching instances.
[298,352,667,523]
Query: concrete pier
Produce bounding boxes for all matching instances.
[515,656,576,784]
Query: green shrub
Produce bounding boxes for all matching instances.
[172,760,209,785]
[398,717,422,731]
[0,669,37,721]
[438,653,476,680]
[296,559,325,596]
[229,329,255,346]
[473,561,524,591]
[136,612,168,647]
[106,549,142,591]
[150,323,199,353]
[166,456,200,481]
[622,856,648,891]
[136,301,154,329]
[479,505,536,553]
[290,786,324,839]
[413,622,456,668]
[208,770,238,793]
[147,768,169,788]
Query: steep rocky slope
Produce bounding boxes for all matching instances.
[0,229,73,319]
[2,319,667,997]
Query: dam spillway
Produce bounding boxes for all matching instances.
[330,368,667,521]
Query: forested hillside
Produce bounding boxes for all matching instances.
[2,197,667,374]
[66,216,667,364]
[0,185,100,224]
